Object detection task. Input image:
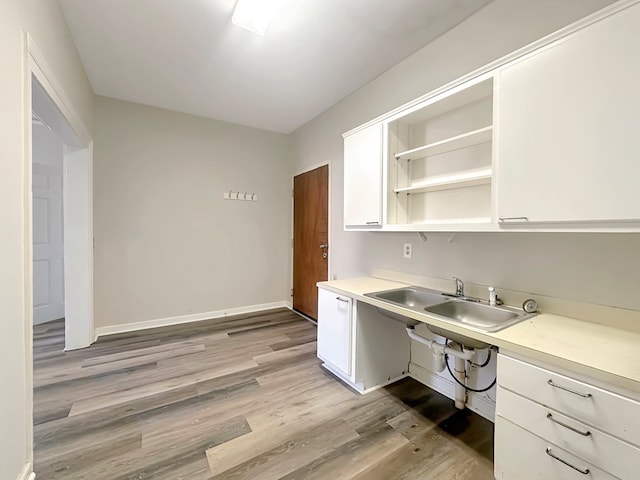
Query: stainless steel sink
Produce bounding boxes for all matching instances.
[365,287,448,327]
[369,287,446,308]
[424,300,526,332]
[366,285,536,347]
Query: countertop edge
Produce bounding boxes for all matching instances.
[317,278,640,398]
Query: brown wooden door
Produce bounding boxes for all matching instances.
[293,165,328,320]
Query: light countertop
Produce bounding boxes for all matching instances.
[318,277,640,397]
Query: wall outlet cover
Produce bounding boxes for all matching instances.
[403,243,412,259]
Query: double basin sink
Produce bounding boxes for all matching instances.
[364,286,536,348]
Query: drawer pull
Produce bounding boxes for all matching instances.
[547,379,593,398]
[545,447,590,475]
[336,297,349,303]
[546,413,591,436]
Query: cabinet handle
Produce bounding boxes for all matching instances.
[545,448,590,475]
[498,216,529,223]
[336,297,349,303]
[365,221,380,225]
[546,413,591,436]
[547,379,592,398]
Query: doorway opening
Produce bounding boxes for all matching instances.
[292,164,329,321]
[30,75,94,352]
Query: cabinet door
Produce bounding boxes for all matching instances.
[343,123,383,228]
[317,288,352,376]
[497,3,640,225]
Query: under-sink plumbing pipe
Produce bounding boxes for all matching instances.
[406,327,475,363]
[406,327,475,409]
[453,356,466,410]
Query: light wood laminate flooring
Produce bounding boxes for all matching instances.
[33,309,494,479]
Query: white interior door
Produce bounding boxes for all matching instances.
[32,163,65,324]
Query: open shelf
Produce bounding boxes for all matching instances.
[385,74,495,229]
[394,167,492,195]
[394,126,492,161]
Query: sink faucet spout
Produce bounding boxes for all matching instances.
[452,276,464,296]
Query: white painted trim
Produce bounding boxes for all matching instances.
[16,463,35,480]
[27,35,91,145]
[343,0,640,137]
[63,146,94,350]
[95,301,289,338]
[322,363,408,394]
[22,34,35,472]
[24,32,95,471]
[27,33,95,352]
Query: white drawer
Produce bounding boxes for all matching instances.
[498,353,640,447]
[495,415,617,480]
[497,386,640,480]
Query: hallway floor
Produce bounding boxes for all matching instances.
[33,309,493,479]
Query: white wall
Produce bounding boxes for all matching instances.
[93,96,291,329]
[290,0,640,311]
[0,1,93,478]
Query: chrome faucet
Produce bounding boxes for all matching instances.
[452,277,464,296]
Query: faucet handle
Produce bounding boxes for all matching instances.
[488,286,496,306]
[488,286,503,306]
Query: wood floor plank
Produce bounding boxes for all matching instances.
[35,343,205,387]
[68,357,259,416]
[252,341,317,365]
[278,422,410,480]
[208,418,359,480]
[34,312,495,480]
[35,432,143,480]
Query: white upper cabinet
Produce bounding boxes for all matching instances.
[343,123,383,229]
[497,2,640,226]
[386,76,496,230]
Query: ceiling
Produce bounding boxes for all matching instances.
[58,0,492,133]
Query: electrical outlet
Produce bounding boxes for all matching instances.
[403,243,412,259]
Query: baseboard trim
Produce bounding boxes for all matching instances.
[16,463,35,480]
[95,301,289,338]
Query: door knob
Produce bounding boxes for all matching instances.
[320,244,328,249]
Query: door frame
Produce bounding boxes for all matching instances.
[23,32,94,471]
[290,161,332,317]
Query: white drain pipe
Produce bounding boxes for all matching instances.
[406,327,475,409]
[453,356,467,409]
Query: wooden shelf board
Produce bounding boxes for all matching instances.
[394,167,492,195]
[395,126,492,161]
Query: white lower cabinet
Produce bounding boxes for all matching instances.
[495,352,640,480]
[495,416,617,480]
[317,288,353,376]
[317,287,410,394]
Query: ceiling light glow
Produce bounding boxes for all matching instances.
[232,0,284,35]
